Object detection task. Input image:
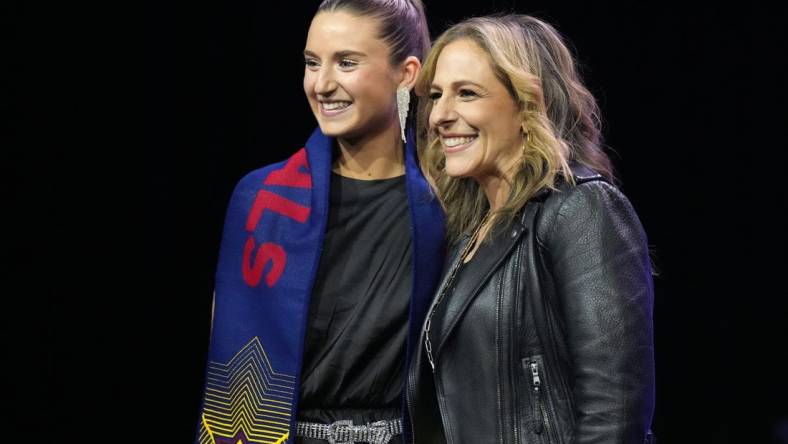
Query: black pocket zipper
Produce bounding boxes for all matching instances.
[529,361,544,435]
[524,357,558,441]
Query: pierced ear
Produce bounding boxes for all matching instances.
[398,55,422,90]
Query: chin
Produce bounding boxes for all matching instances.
[317,122,351,138]
[444,160,477,178]
[317,115,364,138]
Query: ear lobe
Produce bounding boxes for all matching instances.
[398,55,422,90]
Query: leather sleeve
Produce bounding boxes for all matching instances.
[543,180,656,444]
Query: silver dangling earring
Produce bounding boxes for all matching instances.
[397,87,410,143]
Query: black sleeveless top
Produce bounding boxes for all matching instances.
[297,172,412,438]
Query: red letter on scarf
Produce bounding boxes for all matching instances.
[264,148,312,189]
[246,190,310,232]
[242,238,286,287]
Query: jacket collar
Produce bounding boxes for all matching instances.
[431,162,604,358]
[432,211,529,358]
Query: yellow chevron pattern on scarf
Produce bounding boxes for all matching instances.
[198,337,295,444]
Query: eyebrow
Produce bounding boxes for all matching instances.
[431,80,487,91]
[303,50,368,59]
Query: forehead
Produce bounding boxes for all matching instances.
[305,11,388,57]
[433,39,496,85]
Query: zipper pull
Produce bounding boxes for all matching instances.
[530,362,541,388]
[530,362,544,434]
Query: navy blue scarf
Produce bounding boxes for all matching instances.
[196,127,445,444]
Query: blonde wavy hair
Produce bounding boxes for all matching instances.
[417,15,613,242]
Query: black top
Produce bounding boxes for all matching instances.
[297,172,412,432]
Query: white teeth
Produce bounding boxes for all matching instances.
[322,101,351,111]
[442,136,477,147]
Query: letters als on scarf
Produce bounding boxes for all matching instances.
[242,148,312,288]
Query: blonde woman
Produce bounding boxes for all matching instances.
[406,15,656,443]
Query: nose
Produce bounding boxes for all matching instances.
[313,66,336,97]
[429,96,456,129]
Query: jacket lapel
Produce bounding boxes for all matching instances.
[433,217,529,358]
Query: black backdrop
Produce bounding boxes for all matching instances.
[8,0,787,443]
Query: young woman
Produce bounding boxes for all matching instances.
[407,15,656,443]
[195,2,444,443]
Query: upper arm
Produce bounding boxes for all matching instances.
[544,181,655,441]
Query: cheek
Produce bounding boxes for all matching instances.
[477,107,516,143]
[457,105,490,130]
[303,73,315,97]
[352,71,393,108]
[488,120,523,163]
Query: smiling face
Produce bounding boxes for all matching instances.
[428,39,524,181]
[303,11,400,141]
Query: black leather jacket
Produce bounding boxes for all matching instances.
[406,166,656,444]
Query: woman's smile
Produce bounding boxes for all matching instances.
[441,134,479,153]
[319,100,353,117]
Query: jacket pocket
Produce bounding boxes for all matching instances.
[520,355,564,444]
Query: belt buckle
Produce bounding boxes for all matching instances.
[368,420,393,444]
[327,419,354,444]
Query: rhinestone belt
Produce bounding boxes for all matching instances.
[295,418,403,444]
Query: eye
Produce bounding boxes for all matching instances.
[458,88,478,99]
[429,91,442,101]
[304,58,320,69]
[338,59,359,69]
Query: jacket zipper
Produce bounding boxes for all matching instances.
[495,276,506,444]
[529,360,558,441]
[530,361,545,435]
[510,247,523,444]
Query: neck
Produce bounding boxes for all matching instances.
[333,122,405,180]
[464,173,510,252]
[478,174,512,213]
[477,156,521,212]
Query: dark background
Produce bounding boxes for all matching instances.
[7,0,787,442]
